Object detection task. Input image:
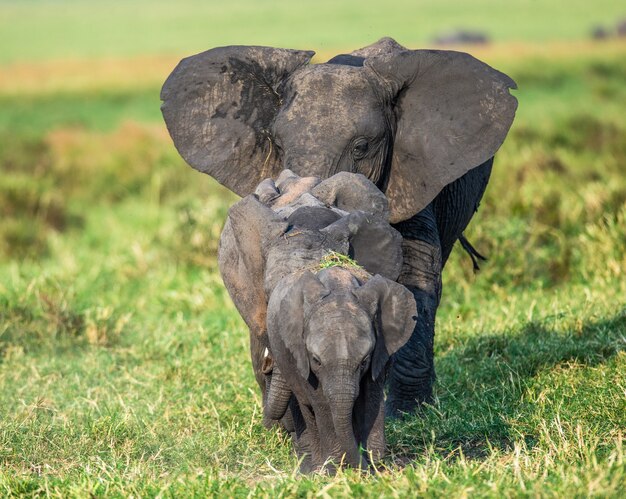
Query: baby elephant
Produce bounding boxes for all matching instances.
[218,170,416,472]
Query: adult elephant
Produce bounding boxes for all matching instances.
[161,37,517,416]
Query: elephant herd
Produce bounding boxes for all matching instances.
[161,37,517,472]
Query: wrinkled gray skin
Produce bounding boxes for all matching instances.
[219,170,416,471]
[161,37,517,418]
[267,268,415,472]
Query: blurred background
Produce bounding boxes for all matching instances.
[1,0,625,493]
[1,0,624,268]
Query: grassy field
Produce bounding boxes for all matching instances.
[1,0,625,64]
[1,1,626,496]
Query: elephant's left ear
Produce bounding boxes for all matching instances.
[366,50,517,223]
[353,275,417,380]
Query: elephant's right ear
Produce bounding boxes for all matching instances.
[366,49,517,222]
[321,211,403,281]
[161,46,314,196]
[353,275,417,381]
[267,272,328,380]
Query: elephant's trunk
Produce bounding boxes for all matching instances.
[325,371,364,469]
[264,365,291,422]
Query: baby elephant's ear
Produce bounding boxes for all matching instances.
[311,172,390,219]
[321,212,403,281]
[218,195,288,336]
[267,272,328,380]
[353,275,417,380]
[161,46,314,196]
[366,49,517,223]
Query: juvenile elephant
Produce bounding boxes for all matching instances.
[162,37,517,416]
[267,268,415,471]
[219,170,416,471]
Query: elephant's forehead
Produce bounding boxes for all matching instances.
[317,266,360,289]
[309,297,371,332]
[290,64,372,95]
[283,65,379,122]
[307,298,373,358]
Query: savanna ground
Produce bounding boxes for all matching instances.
[1,1,625,496]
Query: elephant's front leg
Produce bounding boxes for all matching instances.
[354,376,386,463]
[288,399,322,473]
[386,205,442,417]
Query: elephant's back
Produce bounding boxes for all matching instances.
[286,206,341,231]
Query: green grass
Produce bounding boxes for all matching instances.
[0,90,162,136]
[1,0,625,63]
[1,5,626,494]
[318,251,364,270]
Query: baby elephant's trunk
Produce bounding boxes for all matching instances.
[264,365,291,424]
[326,372,365,470]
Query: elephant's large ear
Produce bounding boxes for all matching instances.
[267,272,328,380]
[161,46,314,196]
[366,50,517,222]
[218,195,288,337]
[353,275,416,380]
[321,212,403,281]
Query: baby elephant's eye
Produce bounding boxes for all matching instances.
[312,355,322,368]
[352,138,369,159]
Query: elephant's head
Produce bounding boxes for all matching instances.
[266,267,416,468]
[161,38,517,222]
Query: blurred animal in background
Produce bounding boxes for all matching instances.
[218,170,416,471]
[161,37,517,417]
[431,29,490,45]
[590,18,626,40]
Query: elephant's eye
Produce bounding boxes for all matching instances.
[312,355,322,368]
[352,138,369,160]
[360,356,370,370]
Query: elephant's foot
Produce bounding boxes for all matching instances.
[363,441,386,467]
[293,437,315,474]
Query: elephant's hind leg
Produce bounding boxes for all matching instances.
[386,205,442,417]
